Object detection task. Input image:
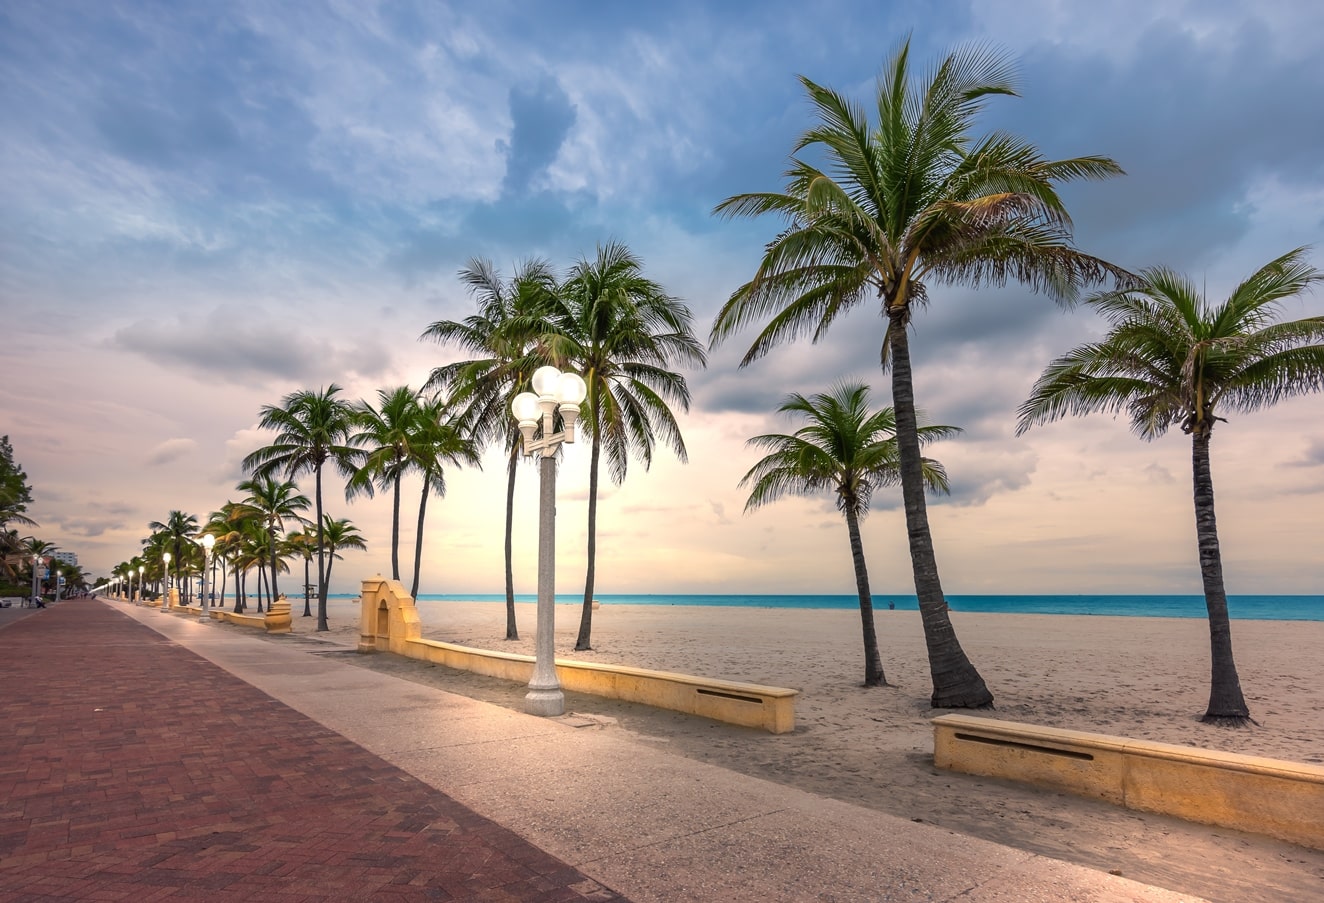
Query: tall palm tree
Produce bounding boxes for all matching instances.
[406,393,481,598]
[347,386,424,584]
[545,242,707,650]
[243,385,362,631]
[710,40,1127,708]
[422,257,559,640]
[742,384,959,686]
[233,475,309,609]
[148,510,199,599]
[1017,248,1324,725]
[321,515,367,601]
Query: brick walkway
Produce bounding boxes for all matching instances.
[0,599,628,902]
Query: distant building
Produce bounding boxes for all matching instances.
[53,551,78,567]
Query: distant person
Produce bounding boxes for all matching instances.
[887,600,895,610]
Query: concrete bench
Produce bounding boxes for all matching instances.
[356,577,797,733]
[405,637,797,733]
[222,611,267,630]
[932,713,1324,851]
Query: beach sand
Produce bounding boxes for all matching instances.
[288,597,1324,902]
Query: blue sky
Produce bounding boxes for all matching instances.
[4,1,1322,595]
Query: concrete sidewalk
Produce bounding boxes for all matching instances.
[89,597,1208,902]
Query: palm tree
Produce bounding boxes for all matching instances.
[545,241,707,650]
[1017,248,1324,725]
[243,385,362,631]
[202,504,243,610]
[148,511,199,599]
[741,383,958,686]
[321,515,367,601]
[406,394,481,598]
[422,257,559,640]
[233,475,309,609]
[285,529,318,616]
[710,40,1127,708]
[348,386,427,583]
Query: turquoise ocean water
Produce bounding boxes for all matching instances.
[325,592,1323,621]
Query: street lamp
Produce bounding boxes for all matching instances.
[511,364,587,717]
[162,552,171,609]
[199,534,215,622]
[31,554,40,607]
[137,565,144,604]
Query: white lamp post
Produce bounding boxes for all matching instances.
[511,364,587,717]
[31,554,40,606]
[199,534,215,621]
[162,552,171,610]
[137,565,144,604]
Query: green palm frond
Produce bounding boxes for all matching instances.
[741,382,959,517]
[1020,249,1324,440]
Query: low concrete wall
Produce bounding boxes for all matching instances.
[358,576,797,734]
[932,713,1324,851]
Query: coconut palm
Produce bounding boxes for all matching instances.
[321,515,367,601]
[244,385,362,631]
[285,529,318,616]
[148,511,199,599]
[710,40,1127,708]
[233,475,309,609]
[544,241,707,650]
[406,394,481,598]
[742,383,959,686]
[422,257,559,639]
[202,504,244,610]
[347,386,426,584]
[1017,248,1324,725]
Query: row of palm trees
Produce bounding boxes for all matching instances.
[117,243,706,652]
[709,38,1324,726]
[111,490,366,618]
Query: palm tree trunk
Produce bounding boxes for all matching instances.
[390,476,402,581]
[504,442,519,641]
[1192,429,1252,725]
[234,566,244,613]
[844,505,886,686]
[575,432,601,651]
[410,474,429,598]
[315,463,328,628]
[302,555,312,616]
[887,311,992,708]
[268,526,279,608]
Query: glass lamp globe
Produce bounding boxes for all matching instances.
[511,392,542,424]
[558,372,587,406]
[531,365,563,397]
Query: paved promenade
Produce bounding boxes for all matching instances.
[0,598,625,901]
[2,597,1206,902]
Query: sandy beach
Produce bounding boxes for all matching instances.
[289,597,1323,902]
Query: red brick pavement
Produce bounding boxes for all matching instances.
[0,599,629,902]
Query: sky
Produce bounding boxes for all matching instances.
[3,0,1322,597]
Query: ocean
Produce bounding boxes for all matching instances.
[325,592,1324,622]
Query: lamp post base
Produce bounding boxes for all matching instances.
[524,687,565,717]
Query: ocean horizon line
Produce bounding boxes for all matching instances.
[314,592,1323,622]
